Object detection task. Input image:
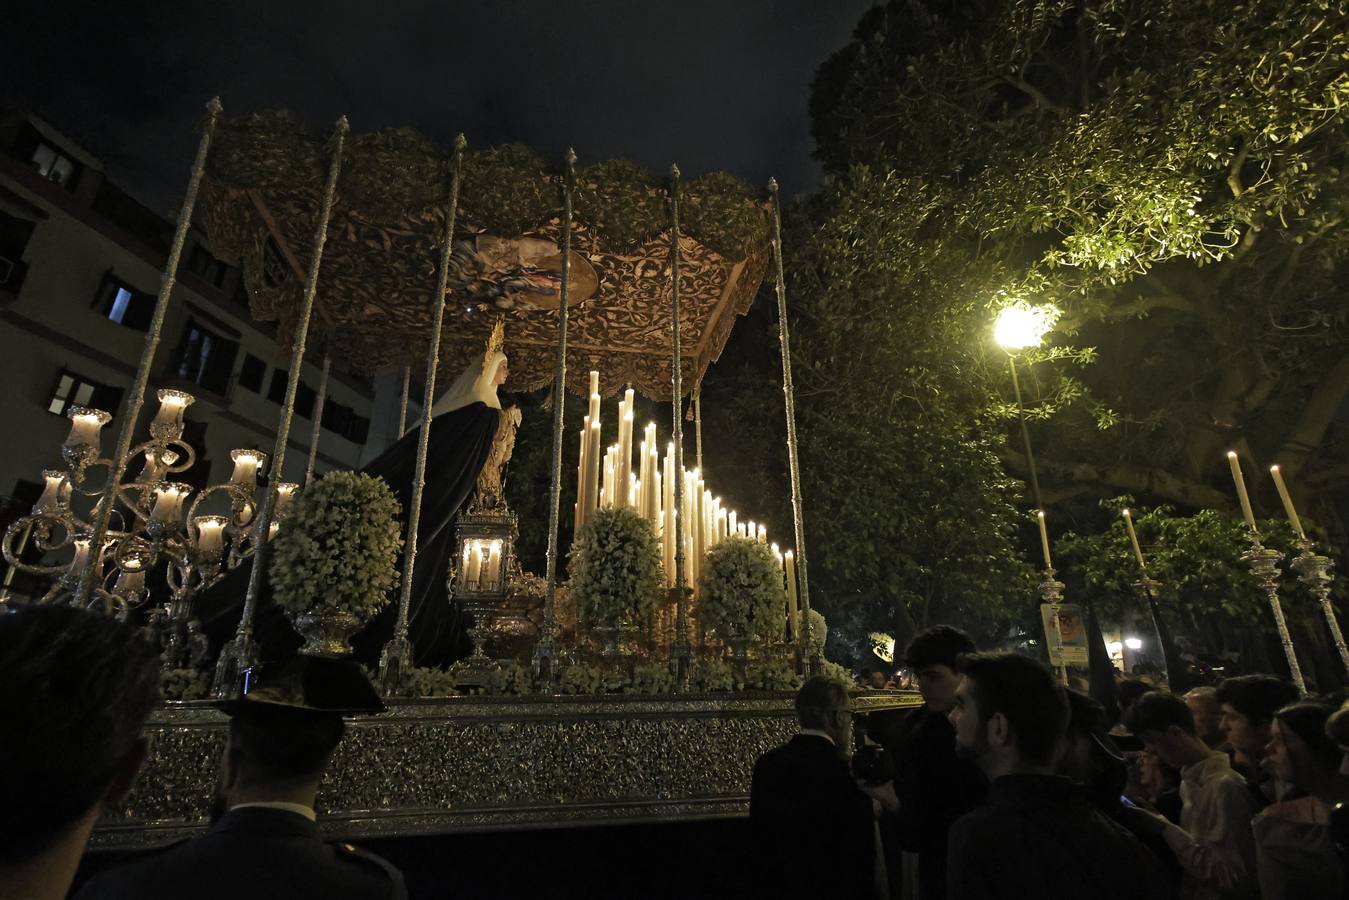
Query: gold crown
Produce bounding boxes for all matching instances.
[481,317,506,376]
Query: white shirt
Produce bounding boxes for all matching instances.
[798,728,835,745]
[229,801,317,822]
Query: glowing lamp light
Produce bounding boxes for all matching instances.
[993,302,1060,350]
[1124,637,1143,651]
[1106,641,1124,656]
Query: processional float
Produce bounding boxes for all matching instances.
[1,101,873,846]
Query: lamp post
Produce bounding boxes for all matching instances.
[994,302,1070,685]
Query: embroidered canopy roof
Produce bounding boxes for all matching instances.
[198,111,771,399]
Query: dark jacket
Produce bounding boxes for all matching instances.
[947,773,1173,900]
[750,733,877,900]
[74,807,406,900]
[885,705,987,900]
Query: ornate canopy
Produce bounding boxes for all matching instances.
[198,112,770,399]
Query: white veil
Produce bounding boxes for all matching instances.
[430,351,506,416]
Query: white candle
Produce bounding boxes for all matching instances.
[757,524,767,543]
[575,421,589,534]
[716,507,727,542]
[1226,451,1258,533]
[193,515,227,556]
[1268,465,1306,540]
[230,449,263,487]
[150,483,189,524]
[485,540,503,588]
[70,538,93,572]
[617,390,635,508]
[65,407,110,449]
[268,521,280,540]
[466,541,484,589]
[1037,510,1053,570]
[585,420,601,515]
[729,511,738,538]
[1121,508,1147,570]
[785,550,800,639]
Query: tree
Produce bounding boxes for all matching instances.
[810,0,1349,532]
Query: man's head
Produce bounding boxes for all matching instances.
[1216,675,1298,760]
[905,625,976,713]
[948,651,1068,778]
[0,606,160,867]
[1184,686,1225,749]
[795,675,851,748]
[1116,679,1155,717]
[1122,692,1207,770]
[217,705,345,813]
[864,669,888,690]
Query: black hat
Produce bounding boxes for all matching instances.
[216,655,385,717]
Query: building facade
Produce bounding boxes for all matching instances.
[0,111,381,591]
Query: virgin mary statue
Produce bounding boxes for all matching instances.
[198,327,518,668]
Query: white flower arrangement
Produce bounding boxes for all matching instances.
[805,608,827,653]
[269,470,403,621]
[568,507,664,629]
[699,536,788,644]
[692,657,738,692]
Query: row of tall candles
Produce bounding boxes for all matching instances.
[572,371,793,602]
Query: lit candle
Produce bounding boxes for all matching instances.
[485,539,503,588]
[193,515,228,557]
[151,389,194,441]
[113,567,146,596]
[65,407,111,450]
[230,449,264,487]
[617,390,635,508]
[465,540,484,589]
[729,510,738,538]
[1121,508,1147,570]
[1037,510,1053,570]
[576,419,589,534]
[585,420,601,515]
[716,507,727,542]
[273,483,300,519]
[34,470,70,513]
[136,448,179,483]
[785,550,800,639]
[1268,465,1306,540]
[663,444,676,585]
[757,524,767,543]
[68,538,99,580]
[1226,451,1258,533]
[150,482,190,524]
[268,521,280,540]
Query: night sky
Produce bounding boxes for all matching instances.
[3,0,877,213]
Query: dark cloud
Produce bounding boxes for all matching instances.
[2,0,875,213]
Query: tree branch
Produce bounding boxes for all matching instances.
[1000,447,1233,511]
[1228,136,1250,198]
[1001,75,1067,114]
[1272,349,1349,481]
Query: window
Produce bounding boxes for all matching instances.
[93,273,155,331]
[348,414,371,445]
[31,142,77,189]
[238,354,266,393]
[295,382,316,419]
[322,401,353,435]
[48,370,121,417]
[267,369,288,404]
[188,244,228,289]
[174,318,239,397]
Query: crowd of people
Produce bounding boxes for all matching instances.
[751,624,1349,900]
[5,602,1347,900]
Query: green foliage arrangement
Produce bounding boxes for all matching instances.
[626,662,676,695]
[691,657,738,693]
[744,658,803,693]
[700,536,789,644]
[269,471,403,620]
[568,507,665,629]
[558,663,611,695]
[161,667,210,702]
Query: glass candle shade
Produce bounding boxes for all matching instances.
[113,567,146,596]
[150,389,194,442]
[65,407,111,450]
[149,482,192,525]
[273,483,299,519]
[192,515,228,558]
[229,449,267,487]
[34,470,71,513]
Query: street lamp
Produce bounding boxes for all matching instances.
[994,301,1069,684]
